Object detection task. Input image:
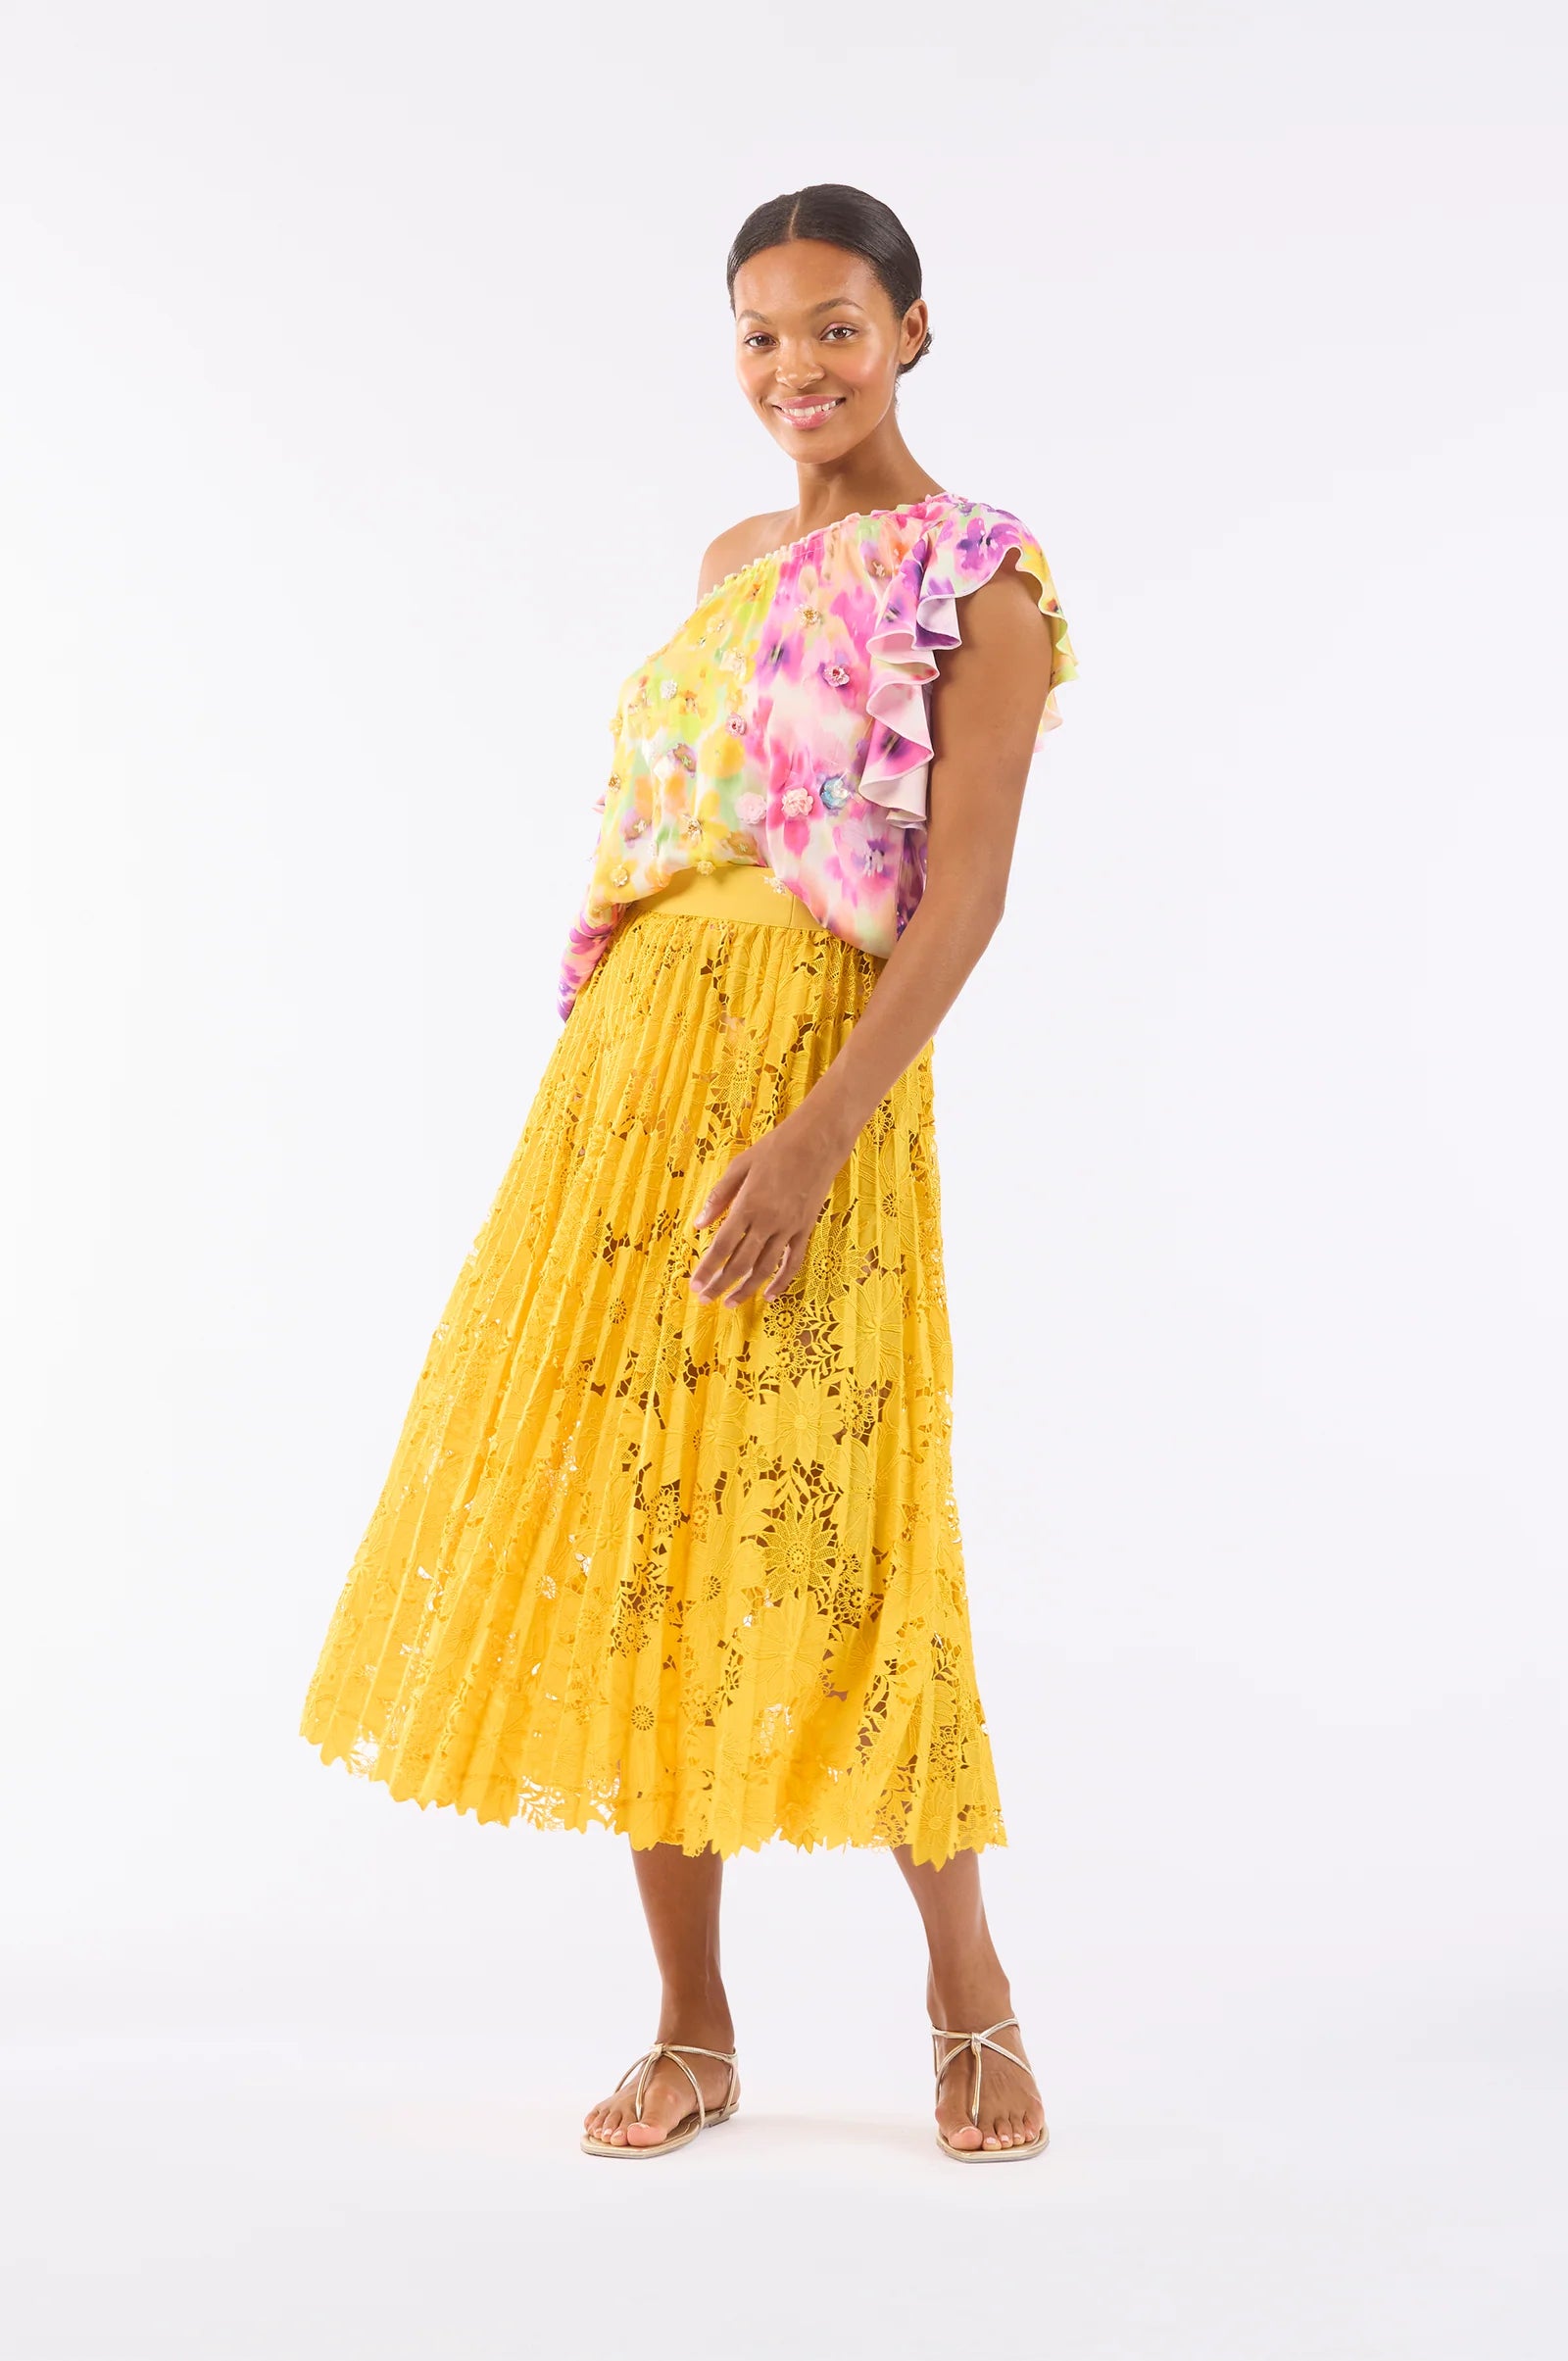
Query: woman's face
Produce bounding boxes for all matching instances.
[731,239,927,464]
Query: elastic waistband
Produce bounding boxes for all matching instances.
[620,861,825,933]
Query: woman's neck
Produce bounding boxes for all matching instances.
[785,419,947,538]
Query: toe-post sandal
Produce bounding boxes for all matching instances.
[579,2040,740,2160]
[930,2016,1050,2163]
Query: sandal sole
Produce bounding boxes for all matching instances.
[580,2102,739,2160]
[937,2127,1050,2163]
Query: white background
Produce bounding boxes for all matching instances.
[3,3,1564,2354]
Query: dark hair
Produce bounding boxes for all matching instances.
[725,184,933,375]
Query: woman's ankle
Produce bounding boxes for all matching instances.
[927,1952,1014,2031]
[655,1980,735,2047]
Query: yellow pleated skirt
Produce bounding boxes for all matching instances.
[299,861,1005,1865]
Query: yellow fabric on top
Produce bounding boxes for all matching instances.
[300,878,1005,1865]
[626,859,826,931]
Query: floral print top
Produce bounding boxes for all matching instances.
[558,491,1076,1020]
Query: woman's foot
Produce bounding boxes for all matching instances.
[927,1968,1046,2153]
[581,1998,738,2149]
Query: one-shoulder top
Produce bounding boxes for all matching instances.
[558,490,1076,1019]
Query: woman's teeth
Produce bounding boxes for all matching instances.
[775,398,843,427]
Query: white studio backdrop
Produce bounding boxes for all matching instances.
[2,4,1564,2357]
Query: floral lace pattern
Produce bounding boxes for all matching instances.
[301,901,1006,1865]
[558,493,1076,1019]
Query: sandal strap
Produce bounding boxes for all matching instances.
[612,2041,738,2130]
[930,2016,1038,2129]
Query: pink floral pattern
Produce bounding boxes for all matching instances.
[558,493,1075,1020]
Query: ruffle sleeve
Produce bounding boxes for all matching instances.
[860,501,1077,827]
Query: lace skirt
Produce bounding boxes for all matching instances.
[299,862,1006,1865]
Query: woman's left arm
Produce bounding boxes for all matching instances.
[690,553,1055,1306]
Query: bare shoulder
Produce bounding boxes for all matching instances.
[695,509,794,599]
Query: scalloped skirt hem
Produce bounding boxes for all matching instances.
[300,1724,1008,1871]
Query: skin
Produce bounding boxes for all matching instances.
[583,236,1054,2156]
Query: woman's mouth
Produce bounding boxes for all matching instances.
[772,397,845,430]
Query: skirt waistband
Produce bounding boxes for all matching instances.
[620,861,825,933]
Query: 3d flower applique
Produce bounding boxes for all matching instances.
[558,494,1073,1022]
[611,862,631,887]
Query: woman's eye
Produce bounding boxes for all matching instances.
[742,326,856,351]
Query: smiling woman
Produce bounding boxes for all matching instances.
[298,181,1076,2167]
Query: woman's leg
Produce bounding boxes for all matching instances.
[582,1843,739,2148]
[895,1846,1046,2152]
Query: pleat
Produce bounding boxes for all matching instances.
[300,906,1006,1866]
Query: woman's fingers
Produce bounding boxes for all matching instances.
[691,1147,753,1232]
[689,1119,835,1303]
[762,1239,807,1300]
[715,1232,790,1307]
[691,1202,794,1305]
[690,1200,756,1296]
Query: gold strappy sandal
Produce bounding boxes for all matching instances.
[930,2016,1049,2163]
[579,2041,740,2160]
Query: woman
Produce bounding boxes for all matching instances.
[300,183,1076,2163]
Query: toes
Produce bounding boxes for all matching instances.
[946,2122,983,2150]
[625,2117,668,2146]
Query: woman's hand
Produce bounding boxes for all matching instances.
[688,1102,848,1307]
[688,555,1054,1314]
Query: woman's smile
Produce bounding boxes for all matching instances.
[771,395,846,429]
